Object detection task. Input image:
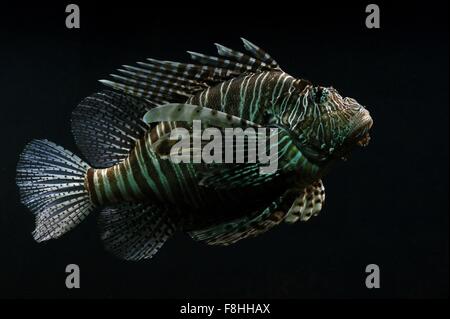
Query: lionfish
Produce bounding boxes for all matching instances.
[16,39,373,260]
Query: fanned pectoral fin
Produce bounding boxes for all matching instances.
[189,180,325,246]
[189,196,290,246]
[98,203,178,261]
[284,180,326,223]
[198,163,276,189]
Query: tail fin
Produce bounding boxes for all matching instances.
[16,139,94,242]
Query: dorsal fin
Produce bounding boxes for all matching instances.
[100,38,282,104]
[71,90,154,168]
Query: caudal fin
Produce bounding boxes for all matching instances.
[16,139,94,242]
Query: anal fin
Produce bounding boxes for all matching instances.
[98,203,177,261]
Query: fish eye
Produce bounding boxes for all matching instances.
[313,87,329,104]
[320,88,329,103]
[314,87,323,104]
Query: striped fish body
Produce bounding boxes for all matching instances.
[187,71,302,124]
[84,124,297,230]
[83,70,320,230]
[185,70,322,184]
[16,38,372,260]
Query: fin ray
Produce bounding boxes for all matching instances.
[143,103,260,128]
[71,91,153,168]
[16,139,93,242]
[284,180,326,223]
[190,195,288,246]
[100,38,281,103]
[98,203,177,260]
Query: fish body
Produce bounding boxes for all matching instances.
[16,39,373,260]
[84,122,289,228]
[85,71,316,226]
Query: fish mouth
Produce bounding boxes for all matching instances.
[348,109,373,147]
[356,132,371,147]
[339,109,373,161]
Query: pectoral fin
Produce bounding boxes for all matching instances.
[143,103,260,128]
[284,180,326,223]
[189,197,288,246]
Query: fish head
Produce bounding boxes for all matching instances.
[289,85,373,165]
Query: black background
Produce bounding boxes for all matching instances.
[0,1,448,299]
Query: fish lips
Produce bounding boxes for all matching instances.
[337,109,373,161]
[347,108,373,148]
